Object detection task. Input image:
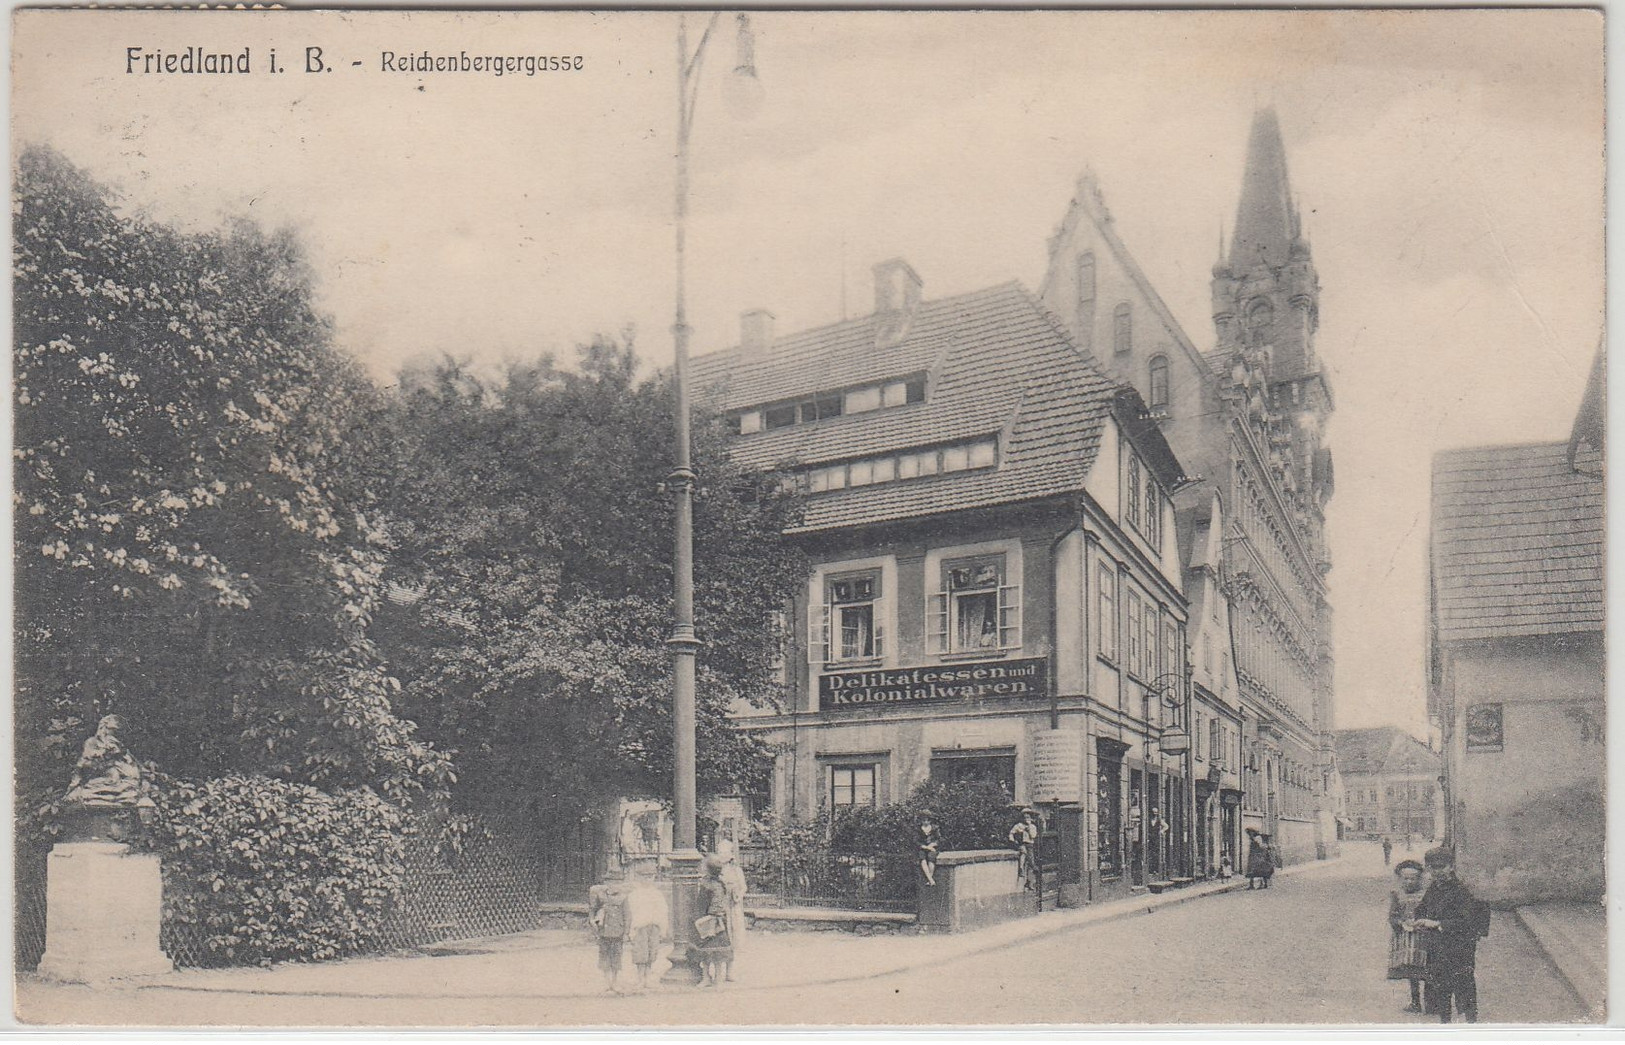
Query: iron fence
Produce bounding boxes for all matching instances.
[738,848,917,912]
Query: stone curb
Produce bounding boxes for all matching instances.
[1512,905,1607,1020]
[25,854,1347,1004]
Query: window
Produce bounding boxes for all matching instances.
[814,570,885,664]
[1144,601,1161,679]
[1113,302,1133,354]
[738,410,763,434]
[1126,454,1142,530]
[1163,622,1179,687]
[799,394,843,423]
[1208,719,1221,765]
[1149,355,1170,410]
[768,609,790,687]
[930,556,1021,654]
[929,749,1016,798]
[1126,590,1144,677]
[1193,712,1203,758]
[905,376,927,404]
[764,403,797,430]
[1077,251,1097,307]
[845,386,882,413]
[1144,476,1161,549]
[1245,299,1274,346]
[829,763,878,808]
[1098,566,1118,661]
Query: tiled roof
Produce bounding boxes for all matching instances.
[1431,441,1604,643]
[1333,726,1436,777]
[693,282,1118,534]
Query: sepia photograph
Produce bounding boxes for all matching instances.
[8,6,1607,1029]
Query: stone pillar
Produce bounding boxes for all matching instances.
[37,842,172,983]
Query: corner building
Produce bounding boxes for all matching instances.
[695,265,1202,903]
[1037,108,1338,865]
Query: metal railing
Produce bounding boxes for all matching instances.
[738,847,917,912]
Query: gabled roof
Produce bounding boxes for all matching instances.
[692,282,1123,534]
[1431,441,1604,643]
[1333,726,1437,777]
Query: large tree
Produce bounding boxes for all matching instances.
[372,342,806,820]
[13,146,447,809]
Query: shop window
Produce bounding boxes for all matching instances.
[929,748,1016,799]
[828,763,878,809]
[813,570,885,664]
[1096,753,1123,878]
[929,556,1020,654]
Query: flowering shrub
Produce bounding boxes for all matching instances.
[146,773,406,966]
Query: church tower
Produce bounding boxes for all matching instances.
[1211,108,1334,555]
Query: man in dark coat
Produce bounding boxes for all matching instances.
[1412,846,1489,1023]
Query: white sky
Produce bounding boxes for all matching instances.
[12,9,1605,740]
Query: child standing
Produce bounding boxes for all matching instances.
[1387,859,1428,1012]
[587,871,631,994]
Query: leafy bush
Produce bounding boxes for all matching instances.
[146,773,406,966]
[752,779,1020,858]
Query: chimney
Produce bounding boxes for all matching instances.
[740,308,774,354]
[872,258,922,344]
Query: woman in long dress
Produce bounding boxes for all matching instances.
[715,837,749,977]
[1387,859,1429,1013]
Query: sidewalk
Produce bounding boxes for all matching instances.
[17,853,1347,1005]
[1514,901,1607,1020]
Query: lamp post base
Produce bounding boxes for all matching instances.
[658,847,705,986]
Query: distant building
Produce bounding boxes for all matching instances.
[1332,726,1443,842]
[1038,108,1338,865]
[1427,350,1605,903]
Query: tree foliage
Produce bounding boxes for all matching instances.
[13,145,448,808]
[371,342,807,817]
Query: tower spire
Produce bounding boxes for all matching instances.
[1228,107,1295,272]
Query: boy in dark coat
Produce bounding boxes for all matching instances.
[1410,846,1489,1023]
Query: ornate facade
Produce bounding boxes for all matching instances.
[1039,108,1338,864]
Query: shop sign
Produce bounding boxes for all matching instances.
[1031,731,1082,803]
[817,657,1047,711]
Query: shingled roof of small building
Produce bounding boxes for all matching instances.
[691,281,1124,534]
[1430,440,1604,643]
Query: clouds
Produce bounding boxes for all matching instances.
[13,9,1602,738]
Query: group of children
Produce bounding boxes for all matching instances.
[586,862,671,994]
[1386,846,1491,1023]
[587,846,748,993]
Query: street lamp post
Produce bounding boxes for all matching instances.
[662,10,760,986]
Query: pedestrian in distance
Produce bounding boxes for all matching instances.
[1257,832,1278,888]
[587,868,631,994]
[1408,845,1490,1023]
[1382,836,1394,866]
[693,855,735,987]
[1244,828,1269,889]
[1387,859,1429,1013]
[1009,808,1041,889]
[917,812,942,887]
[622,862,668,992]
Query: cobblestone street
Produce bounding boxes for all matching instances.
[15,843,1591,1028]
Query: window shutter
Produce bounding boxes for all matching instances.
[872,618,886,660]
[998,584,1022,649]
[929,592,949,654]
[809,602,830,665]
